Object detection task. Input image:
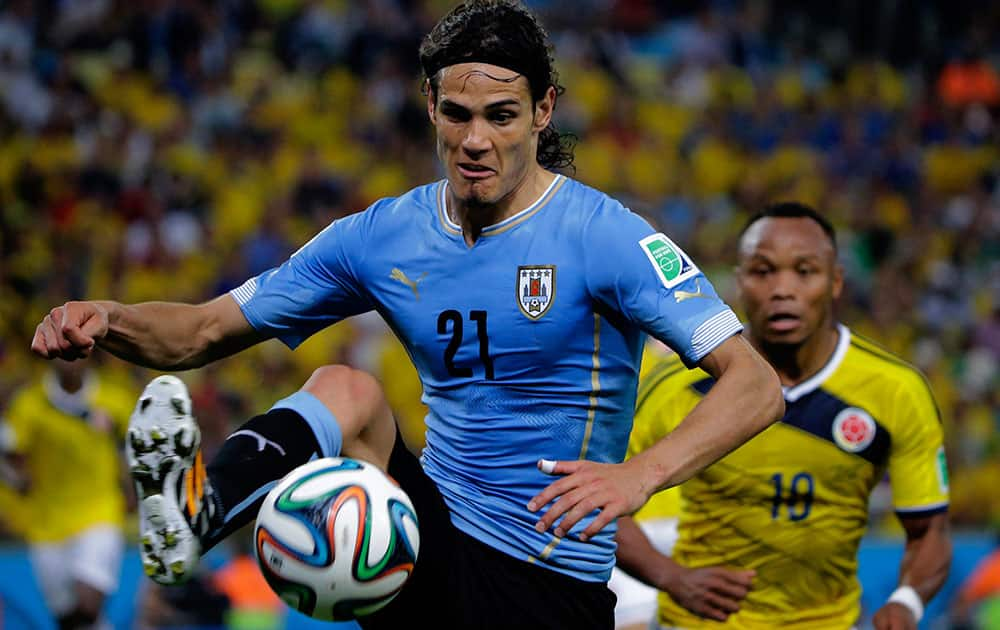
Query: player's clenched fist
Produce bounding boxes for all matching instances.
[31,301,109,361]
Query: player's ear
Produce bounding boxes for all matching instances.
[733,262,746,287]
[533,85,556,132]
[831,262,844,300]
[425,79,437,123]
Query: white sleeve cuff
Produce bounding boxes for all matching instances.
[689,309,743,363]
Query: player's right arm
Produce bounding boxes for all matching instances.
[31,295,265,370]
[33,203,383,369]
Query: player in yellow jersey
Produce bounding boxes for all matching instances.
[616,202,952,630]
[0,359,136,629]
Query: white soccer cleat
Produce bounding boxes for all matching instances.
[127,375,213,585]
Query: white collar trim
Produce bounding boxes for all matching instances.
[440,174,562,233]
[782,323,850,403]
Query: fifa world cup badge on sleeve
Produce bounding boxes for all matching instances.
[517,266,556,320]
[638,233,699,289]
[936,446,949,493]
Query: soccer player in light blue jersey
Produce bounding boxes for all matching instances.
[31,2,784,627]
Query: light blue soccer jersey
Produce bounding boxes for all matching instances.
[230,174,742,582]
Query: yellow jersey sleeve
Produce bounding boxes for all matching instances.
[887,371,949,514]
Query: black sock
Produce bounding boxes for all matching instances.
[201,408,323,549]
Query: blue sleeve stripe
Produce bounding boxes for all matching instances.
[689,309,743,362]
[269,391,343,458]
[230,277,258,306]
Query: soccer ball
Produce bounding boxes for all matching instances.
[254,457,420,621]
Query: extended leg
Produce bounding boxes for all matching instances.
[128,365,397,585]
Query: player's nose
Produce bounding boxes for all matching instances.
[769,269,797,299]
[462,118,492,154]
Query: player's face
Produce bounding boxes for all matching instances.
[737,217,843,346]
[428,63,554,208]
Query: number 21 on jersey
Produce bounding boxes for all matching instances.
[437,310,495,380]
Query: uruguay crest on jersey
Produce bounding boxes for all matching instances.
[517,265,555,320]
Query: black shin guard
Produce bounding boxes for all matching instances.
[202,408,324,548]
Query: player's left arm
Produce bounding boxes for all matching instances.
[633,334,783,487]
[872,513,951,630]
[528,210,784,540]
[873,373,953,630]
[529,334,782,539]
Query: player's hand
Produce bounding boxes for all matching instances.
[872,602,918,630]
[31,301,109,361]
[664,565,755,622]
[527,458,649,541]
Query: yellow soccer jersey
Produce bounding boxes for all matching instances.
[4,372,135,543]
[629,325,948,629]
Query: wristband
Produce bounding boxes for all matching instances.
[887,585,924,622]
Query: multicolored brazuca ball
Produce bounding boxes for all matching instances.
[254,457,420,621]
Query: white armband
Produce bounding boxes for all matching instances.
[887,585,923,622]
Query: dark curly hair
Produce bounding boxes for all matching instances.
[419,0,575,171]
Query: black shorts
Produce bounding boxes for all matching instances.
[360,432,616,630]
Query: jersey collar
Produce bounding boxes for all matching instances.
[782,323,850,403]
[436,174,565,237]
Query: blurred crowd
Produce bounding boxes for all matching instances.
[0,0,998,533]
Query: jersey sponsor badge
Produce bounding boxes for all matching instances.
[832,407,876,453]
[638,233,699,289]
[517,265,555,320]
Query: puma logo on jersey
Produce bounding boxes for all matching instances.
[390,268,427,299]
[229,430,287,456]
[674,279,707,303]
